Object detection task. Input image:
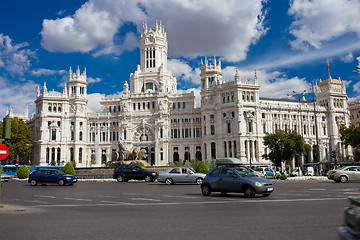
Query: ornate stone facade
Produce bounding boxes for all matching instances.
[27,21,352,167]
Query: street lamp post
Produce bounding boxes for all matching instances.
[311,82,320,165]
[288,90,307,176]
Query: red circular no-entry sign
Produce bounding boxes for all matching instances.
[14,162,19,167]
[0,144,9,161]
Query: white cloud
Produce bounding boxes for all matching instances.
[40,0,267,61]
[0,33,35,75]
[87,77,102,83]
[167,59,200,84]
[0,76,38,119]
[222,66,310,98]
[31,68,67,77]
[87,93,104,113]
[289,0,360,50]
[341,53,354,63]
[41,0,145,54]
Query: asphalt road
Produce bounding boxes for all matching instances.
[0,179,359,240]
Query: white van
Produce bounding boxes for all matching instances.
[305,167,314,176]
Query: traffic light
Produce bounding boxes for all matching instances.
[331,151,336,159]
[2,117,11,139]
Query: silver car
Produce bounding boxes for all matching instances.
[327,166,360,183]
[1,173,10,182]
[157,167,206,185]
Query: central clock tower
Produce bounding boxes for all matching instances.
[139,20,168,72]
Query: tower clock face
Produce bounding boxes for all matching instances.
[148,37,154,43]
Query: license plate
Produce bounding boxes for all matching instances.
[267,188,273,191]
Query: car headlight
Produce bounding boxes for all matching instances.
[151,172,156,175]
[65,177,72,180]
[255,182,264,187]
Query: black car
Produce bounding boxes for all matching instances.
[200,166,274,197]
[339,196,360,239]
[28,169,77,186]
[113,164,157,182]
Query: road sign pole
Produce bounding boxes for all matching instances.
[0,165,3,208]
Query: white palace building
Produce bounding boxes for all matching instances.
[26,20,352,169]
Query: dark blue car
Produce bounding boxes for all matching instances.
[28,169,77,186]
[201,166,274,197]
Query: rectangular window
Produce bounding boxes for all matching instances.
[211,125,215,135]
[183,102,186,108]
[227,123,231,133]
[79,148,83,163]
[52,130,56,141]
[71,131,74,141]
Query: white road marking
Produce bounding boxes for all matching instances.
[344,192,360,195]
[29,197,348,208]
[130,197,161,202]
[100,201,134,205]
[97,195,117,198]
[308,189,326,191]
[163,195,198,199]
[34,195,56,199]
[64,197,92,202]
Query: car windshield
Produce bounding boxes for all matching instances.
[139,166,147,171]
[234,168,255,177]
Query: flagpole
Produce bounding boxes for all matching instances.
[327,59,331,78]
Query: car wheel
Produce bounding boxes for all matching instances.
[165,178,173,185]
[263,193,271,197]
[117,175,125,182]
[339,175,348,183]
[58,179,65,186]
[30,179,37,186]
[144,175,152,182]
[244,186,255,198]
[201,185,211,196]
[196,177,203,185]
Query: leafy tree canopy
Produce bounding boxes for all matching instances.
[262,129,311,167]
[340,124,360,148]
[0,117,32,164]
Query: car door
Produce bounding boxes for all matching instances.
[218,168,241,193]
[45,170,58,183]
[181,168,196,183]
[353,167,360,180]
[168,168,181,182]
[345,167,357,180]
[132,166,144,180]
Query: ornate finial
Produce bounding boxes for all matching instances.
[123,81,129,94]
[84,68,86,77]
[254,70,258,83]
[37,85,40,97]
[76,66,80,76]
[43,82,47,93]
[235,68,240,82]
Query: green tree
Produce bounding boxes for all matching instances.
[63,162,75,175]
[340,124,360,161]
[0,117,32,164]
[196,161,209,173]
[262,129,311,168]
[340,124,360,148]
[17,165,30,179]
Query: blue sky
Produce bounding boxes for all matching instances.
[1,0,360,119]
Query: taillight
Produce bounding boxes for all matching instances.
[330,171,337,174]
